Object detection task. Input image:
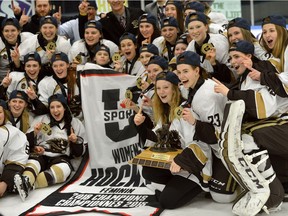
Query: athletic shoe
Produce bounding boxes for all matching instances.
[14,173,31,202]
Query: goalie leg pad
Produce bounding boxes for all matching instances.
[219,100,270,215]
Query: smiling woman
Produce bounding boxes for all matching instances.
[132,71,214,213]
[36,52,81,118]
[0,52,48,116]
[14,93,87,202]
[19,15,71,77]
[0,18,34,81]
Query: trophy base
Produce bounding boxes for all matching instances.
[129,147,182,169]
[150,147,178,152]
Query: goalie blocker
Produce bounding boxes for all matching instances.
[219,100,284,216]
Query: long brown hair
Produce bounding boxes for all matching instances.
[228,28,257,47]
[260,25,288,71]
[153,83,181,124]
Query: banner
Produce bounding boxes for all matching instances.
[0,0,34,17]
[211,0,241,20]
[21,63,159,216]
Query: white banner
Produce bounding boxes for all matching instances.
[21,63,158,216]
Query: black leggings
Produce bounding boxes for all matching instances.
[142,167,202,209]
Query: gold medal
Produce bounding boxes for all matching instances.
[201,43,214,55]
[75,54,82,64]
[46,42,56,51]
[21,83,26,89]
[112,52,121,62]
[125,89,133,100]
[131,19,139,28]
[174,106,183,119]
[136,77,142,89]
[41,123,52,135]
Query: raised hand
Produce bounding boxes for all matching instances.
[134,104,146,126]
[34,122,43,136]
[205,47,217,66]
[141,80,149,91]
[71,57,80,69]
[113,60,123,72]
[248,68,261,81]
[11,0,21,15]
[26,82,37,100]
[46,49,55,60]
[19,8,30,27]
[68,127,78,143]
[213,77,229,96]
[53,6,62,23]
[11,43,21,68]
[182,108,196,125]
[78,1,88,15]
[142,36,151,45]
[240,55,253,70]
[1,70,12,88]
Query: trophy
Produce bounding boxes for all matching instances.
[129,124,182,169]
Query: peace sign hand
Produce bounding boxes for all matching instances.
[11,0,21,15]
[19,8,30,27]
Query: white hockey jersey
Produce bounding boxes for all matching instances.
[0,32,34,80]
[31,115,87,158]
[186,33,229,73]
[239,74,288,118]
[0,124,29,174]
[6,71,40,98]
[147,107,212,192]
[68,39,119,64]
[37,76,80,106]
[19,34,71,65]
